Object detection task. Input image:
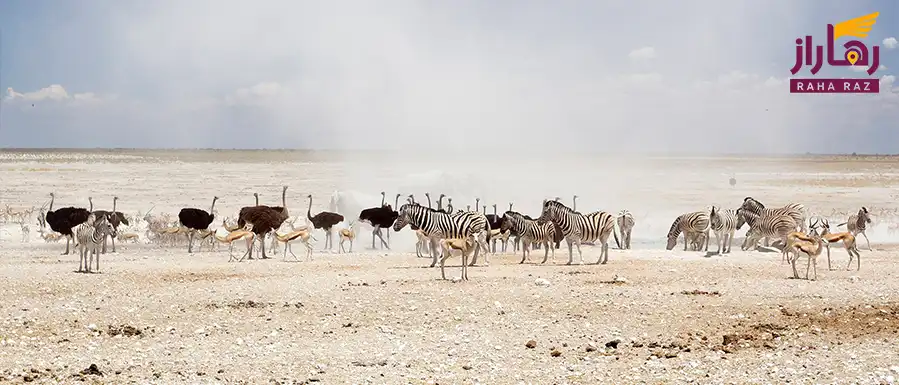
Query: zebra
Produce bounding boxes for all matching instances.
[392,203,489,268]
[538,200,615,265]
[709,206,738,254]
[74,213,116,273]
[500,211,557,264]
[740,197,806,240]
[742,213,797,256]
[665,211,711,251]
[839,206,872,251]
[614,210,635,250]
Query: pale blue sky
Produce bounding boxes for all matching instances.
[0,0,896,153]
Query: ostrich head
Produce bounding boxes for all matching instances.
[439,193,445,199]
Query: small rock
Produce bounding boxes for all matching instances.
[535,278,551,287]
[605,339,621,349]
[612,275,628,283]
[462,364,472,370]
[525,340,537,349]
[585,343,597,352]
[550,349,562,357]
[79,364,103,376]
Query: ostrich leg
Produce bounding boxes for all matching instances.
[187,231,195,253]
[375,228,390,250]
[111,232,117,253]
[259,234,270,259]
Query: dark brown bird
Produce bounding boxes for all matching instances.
[307,194,344,251]
[237,186,290,259]
[179,196,219,253]
[45,192,91,255]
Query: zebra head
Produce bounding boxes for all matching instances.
[499,211,520,232]
[95,216,116,238]
[742,197,765,212]
[392,204,415,232]
[665,216,682,251]
[540,200,570,222]
[859,207,872,223]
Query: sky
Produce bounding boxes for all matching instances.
[0,0,897,153]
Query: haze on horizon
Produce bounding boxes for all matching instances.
[0,0,897,154]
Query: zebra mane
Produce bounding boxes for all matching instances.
[544,200,575,213]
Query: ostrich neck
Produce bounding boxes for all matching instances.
[395,196,399,208]
[112,198,117,213]
[381,195,385,206]
[281,189,288,214]
[438,197,443,210]
[427,196,432,208]
[210,197,217,213]
[89,198,93,211]
[307,197,314,220]
[49,195,55,211]
[255,194,259,206]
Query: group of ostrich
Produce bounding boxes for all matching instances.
[33,188,875,281]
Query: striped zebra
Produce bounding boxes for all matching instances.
[742,212,797,253]
[709,206,737,254]
[538,200,615,265]
[393,203,489,268]
[500,211,557,264]
[74,213,116,273]
[665,211,711,251]
[740,197,806,241]
[614,210,635,250]
[839,207,872,250]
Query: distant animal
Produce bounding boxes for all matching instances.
[338,225,355,253]
[358,192,399,250]
[38,228,63,243]
[74,213,116,273]
[45,192,92,255]
[20,222,30,243]
[539,200,615,265]
[214,224,256,262]
[484,204,503,251]
[116,232,140,243]
[307,194,344,251]
[437,238,476,281]
[665,211,711,251]
[500,211,557,264]
[178,196,219,253]
[838,207,872,251]
[273,227,316,261]
[709,206,737,254]
[88,196,129,253]
[614,210,635,250]
[729,175,737,187]
[239,187,291,259]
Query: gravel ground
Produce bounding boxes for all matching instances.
[1,243,898,384]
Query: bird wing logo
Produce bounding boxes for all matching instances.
[832,12,879,41]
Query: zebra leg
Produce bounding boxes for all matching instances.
[574,240,585,264]
[429,238,440,268]
[519,238,529,264]
[462,248,469,281]
[565,238,575,265]
[541,240,551,264]
[94,247,101,272]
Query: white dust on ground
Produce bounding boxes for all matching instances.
[1,151,899,383]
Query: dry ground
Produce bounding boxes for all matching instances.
[2,151,899,384]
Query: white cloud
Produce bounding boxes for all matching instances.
[628,47,656,60]
[5,85,103,104]
[882,75,896,88]
[884,37,897,49]
[763,77,783,87]
[881,65,888,71]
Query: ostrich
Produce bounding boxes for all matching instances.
[307,194,344,251]
[572,195,578,211]
[729,174,737,188]
[437,193,447,212]
[359,194,399,250]
[45,192,91,255]
[238,187,290,259]
[446,197,454,213]
[178,196,219,253]
[475,198,480,213]
[484,204,503,252]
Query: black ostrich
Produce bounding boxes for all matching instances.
[484,204,503,252]
[45,192,91,255]
[307,194,344,251]
[178,196,219,253]
[359,196,398,250]
[240,204,284,260]
[88,196,130,253]
[237,187,290,259]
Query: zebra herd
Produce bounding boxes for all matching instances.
[9,191,874,281]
